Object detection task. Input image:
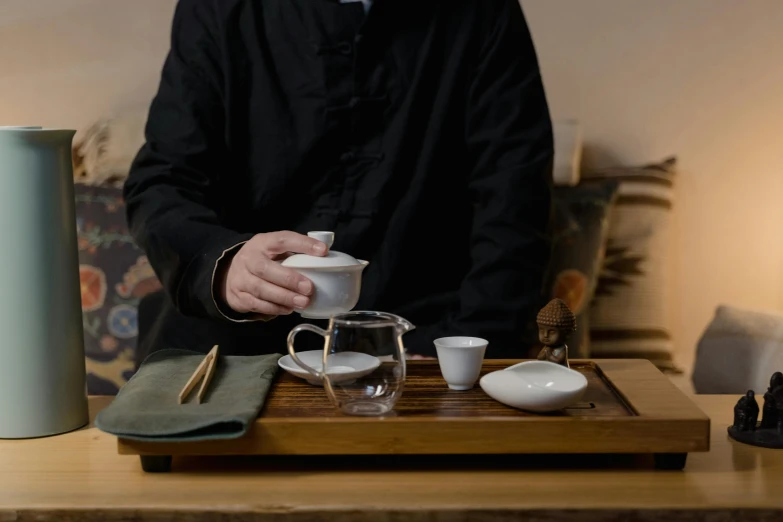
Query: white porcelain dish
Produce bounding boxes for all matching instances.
[281,231,369,319]
[479,360,588,412]
[277,349,381,386]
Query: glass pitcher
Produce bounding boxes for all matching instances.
[287,311,414,416]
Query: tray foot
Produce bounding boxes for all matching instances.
[140,455,172,473]
[654,453,687,470]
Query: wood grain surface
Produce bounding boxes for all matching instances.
[263,361,632,418]
[0,395,780,522]
[117,359,710,457]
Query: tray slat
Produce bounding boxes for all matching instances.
[265,361,632,418]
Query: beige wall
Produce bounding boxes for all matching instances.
[2,0,782,372]
[521,0,783,371]
[0,0,176,129]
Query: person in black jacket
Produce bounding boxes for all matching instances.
[124,0,554,364]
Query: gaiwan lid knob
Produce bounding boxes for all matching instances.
[280,231,365,269]
[307,231,334,249]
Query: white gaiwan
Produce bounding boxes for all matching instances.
[479,361,588,412]
[281,231,369,319]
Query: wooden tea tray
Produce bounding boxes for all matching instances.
[118,359,710,472]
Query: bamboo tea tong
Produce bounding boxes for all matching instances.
[178,345,219,404]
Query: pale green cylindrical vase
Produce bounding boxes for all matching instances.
[0,127,89,438]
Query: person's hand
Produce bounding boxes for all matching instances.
[218,231,327,317]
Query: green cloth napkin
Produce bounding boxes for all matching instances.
[95,349,282,442]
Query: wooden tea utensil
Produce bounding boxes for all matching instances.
[178,345,219,404]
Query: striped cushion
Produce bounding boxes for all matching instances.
[581,157,678,372]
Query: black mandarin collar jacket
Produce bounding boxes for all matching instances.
[124,0,554,360]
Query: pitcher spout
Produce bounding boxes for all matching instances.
[331,310,415,335]
[392,314,415,335]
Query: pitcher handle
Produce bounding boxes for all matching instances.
[287,324,328,378]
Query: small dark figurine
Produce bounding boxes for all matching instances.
[536,298,577,368]
[760,372,783,430]
[727,371,783,449]
[774,386,783,435]
[732,390,759,432]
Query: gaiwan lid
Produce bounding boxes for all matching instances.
[281,232,366,269]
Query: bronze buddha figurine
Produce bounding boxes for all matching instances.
[536,298,577,368]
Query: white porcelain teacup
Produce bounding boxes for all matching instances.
[433,336,488,390]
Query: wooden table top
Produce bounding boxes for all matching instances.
[0,394,782,522]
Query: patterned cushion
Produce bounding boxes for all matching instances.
[535,180,619,359]
[75,184,162,394]
[581,157,679,372]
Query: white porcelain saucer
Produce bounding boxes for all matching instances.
[479,360,588,412]
[278,350,381,386]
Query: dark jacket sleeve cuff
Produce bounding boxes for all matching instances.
[174,230,257,322]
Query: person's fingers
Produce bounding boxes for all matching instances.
[271,251,296,262]
[236,291,294,316]
[242,275,310,310]
[262,230,327,257]
[245,257,314,296]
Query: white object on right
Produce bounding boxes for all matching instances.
[479,360,587,412]
[552,119,583,186]
[434,337,488,391]
[692,304,783,394]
